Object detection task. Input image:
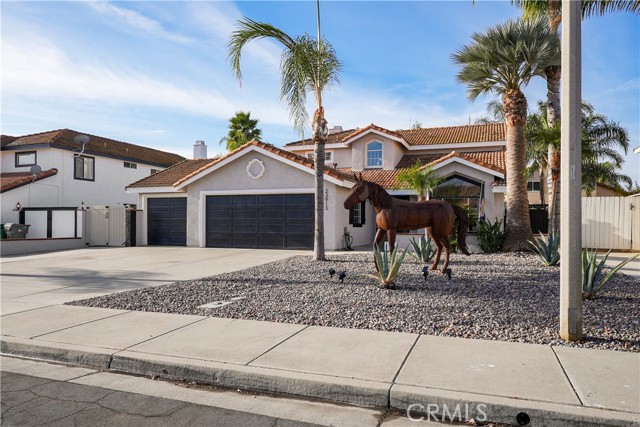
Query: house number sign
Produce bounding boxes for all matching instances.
[246,158,265,179]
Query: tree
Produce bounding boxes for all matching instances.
[512,0,640,233]
[227,16,341,261]
[453,17,560,251]
[396,163,443,201]
[219,111,262,152]
[526,101,632,196]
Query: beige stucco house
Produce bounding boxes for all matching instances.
[127,122,536,250]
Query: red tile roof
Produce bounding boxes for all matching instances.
[128,140,355,189]
[422,150,505,174]
[337,168,409,189]
[285,122,506,147]
[1,169,58,193]
[1,129,185,168]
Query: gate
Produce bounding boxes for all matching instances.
[582,197,637,251]
[529,204,549,234]
[86,206,126,246]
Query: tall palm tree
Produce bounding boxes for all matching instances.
[526,101,632,196]
[219,111,262,152]
[396,163,443,201]
[227,17,341,261]
[453,17,560,250]
[511,0,640,233]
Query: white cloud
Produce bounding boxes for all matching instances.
[85,1,194,44]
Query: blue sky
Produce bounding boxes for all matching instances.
[2,1,638,183]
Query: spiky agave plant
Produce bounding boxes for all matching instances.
[409,235,436,263]
[366,244,409,288]
[582,249,639,300]
[528,232,560,266]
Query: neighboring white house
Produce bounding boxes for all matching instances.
[127,123,528,250]
[1,129,185,225]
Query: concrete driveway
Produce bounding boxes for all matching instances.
[1,247,306,316]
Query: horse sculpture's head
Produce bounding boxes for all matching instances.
[343,174,369,209]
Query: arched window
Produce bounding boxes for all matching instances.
[366,141,383,168]
[432,174,483,231]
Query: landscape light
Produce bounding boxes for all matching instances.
[421,266,429,280]
[445,268,452,280]
[338,271,346,283]
[329,268,336,278]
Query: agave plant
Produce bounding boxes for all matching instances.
[582,249,639,300]
[476,218,507,253]
[366,244,409,288]
[409,235,436,263]
[528,232,560,266]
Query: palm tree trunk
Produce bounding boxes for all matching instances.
[313,106,327,261]
[545,65,562,235]
[502,89,534,251]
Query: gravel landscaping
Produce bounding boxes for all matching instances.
[68,252,640,352]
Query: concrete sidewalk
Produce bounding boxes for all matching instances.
[1,247,639,426]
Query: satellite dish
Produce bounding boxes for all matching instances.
[73,134,90,156]
[30,165,42,175]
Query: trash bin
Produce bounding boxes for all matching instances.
[4,223,30,239]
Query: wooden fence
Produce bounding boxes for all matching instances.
[582,196,639,251]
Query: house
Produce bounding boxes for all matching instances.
[128,123,524,250]
[1,129,185,227]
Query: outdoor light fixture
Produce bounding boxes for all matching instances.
[329,268,336,278]
[14,202,21,211]
[422,266,429,280]
[338,271,346,283]
[445,268,452,280]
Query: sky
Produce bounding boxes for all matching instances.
[2,1,638,184]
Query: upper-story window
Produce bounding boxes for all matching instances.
[74,155,95,181]
[366,141,383,168]
[124,161,137,169]
[306,151,333,162]
[15,151,37,167]
[150,169,160,175]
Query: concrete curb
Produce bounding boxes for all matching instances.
[2,336,638,427]
[391,384,640,427]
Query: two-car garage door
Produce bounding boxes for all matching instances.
[206,194,314,249]
[147,194,314,249]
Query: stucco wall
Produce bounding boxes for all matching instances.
[351,134,403,171]
[334,187,377,249]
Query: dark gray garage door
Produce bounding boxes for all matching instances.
[206,194,313,249]
[147,198,187,246]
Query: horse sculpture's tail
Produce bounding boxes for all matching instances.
[451,205,470,256]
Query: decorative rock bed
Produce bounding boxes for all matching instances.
[68,252,640,352]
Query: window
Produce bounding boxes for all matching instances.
[150,169,160,175]
[432,175,482,231]
[74,155,95,181]
[124,161,137,169]
[366,141,383,168]
[15,151,36,167]
[349,202,366,227]
[528,181,541,191]
[306,152,333,162]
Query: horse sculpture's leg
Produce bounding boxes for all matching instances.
[439,235,451,274]
[387,229,396,254]
[373,228,387,272]
[429,229,442,271]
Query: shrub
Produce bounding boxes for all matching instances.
[366,244,409,288]
[476,218,506,253]
[582,249,639,300]
[409,235,436,263]
[529,232,560,266]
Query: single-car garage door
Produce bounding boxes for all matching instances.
[147,198,187,246]
[206,194,313,249]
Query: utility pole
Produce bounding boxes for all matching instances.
[559,0,583,341]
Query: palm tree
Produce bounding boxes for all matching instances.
[227,16,341,261]
[453,17,560,251]
[219,111,262,152]
[474,100,505,124]
[396,163,443,201]
[526,101,632,196]
[511,0,640,233]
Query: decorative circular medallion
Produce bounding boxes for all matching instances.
[246,158,265,180]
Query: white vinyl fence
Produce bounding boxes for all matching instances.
[86,206,126,246]
[582,196,639,251]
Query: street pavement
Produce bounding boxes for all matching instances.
[1,247,639,426]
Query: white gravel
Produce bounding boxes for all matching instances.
[68,252,640,352]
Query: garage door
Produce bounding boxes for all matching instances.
[206,194,313,249]
[147,198,187,246]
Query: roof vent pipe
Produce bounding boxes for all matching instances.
[193,140,207,159]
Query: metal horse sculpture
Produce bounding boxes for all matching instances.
[343,177,470,274]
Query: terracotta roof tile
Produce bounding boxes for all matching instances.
[422,150,505,174]
[337,168,410,189]
[285,128,356,147]
[340,124,404,142]
[2,129,185,167]
[128,140,355,189]
[1,169,58,193]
